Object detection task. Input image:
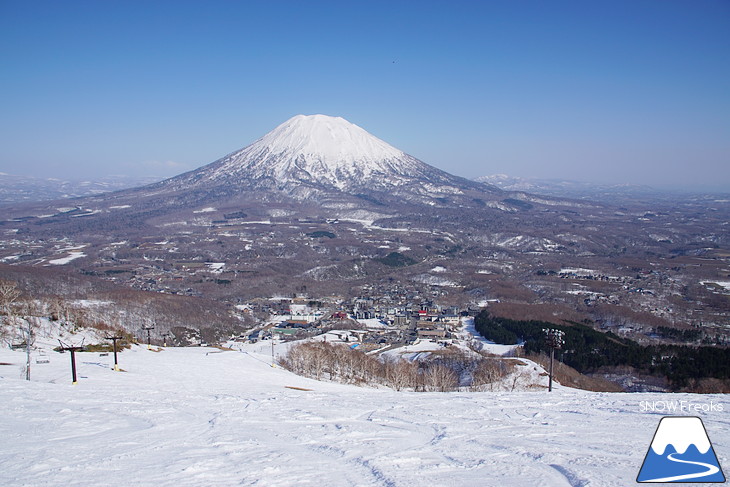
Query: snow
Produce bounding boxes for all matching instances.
[460,317,520,356]
[47,251,86,265]
[268,209,294,218]
[381,340,446,361]
[242,114,405,170]
[356,318,389,329]
[0,349,725,485]
[560,268,597,276]
[702,280,730,291]
[1,325,729,486]
[207,114,436,191]
[565,290,600,296]
[71,299,114,307]
[71,209,102,217]
[2,344,728,487]
[0,255,20,262]
[413,274,459,287]
[205,262,225,273]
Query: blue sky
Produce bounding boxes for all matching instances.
[1,0,728,190]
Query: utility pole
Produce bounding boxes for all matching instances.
[142,326,154,350]
[58,340,85,385]
[543,328,565,392]
[106,335,124,371]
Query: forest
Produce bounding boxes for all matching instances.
[474,310,730,390]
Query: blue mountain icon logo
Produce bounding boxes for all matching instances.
[637,416,725,483]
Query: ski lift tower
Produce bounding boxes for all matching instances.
[58,339,85,385]
[142,326,154,350]
[105,335,124,371]
[271,332,278,367]
[543,328,565,392]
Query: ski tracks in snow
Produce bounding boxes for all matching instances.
[2,346,728,486]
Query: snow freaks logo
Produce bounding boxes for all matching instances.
[637,416,726,483]
[639,400,724,413]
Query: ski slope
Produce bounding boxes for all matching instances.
[1,344,728,487]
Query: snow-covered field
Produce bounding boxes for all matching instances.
[1,343,728,486]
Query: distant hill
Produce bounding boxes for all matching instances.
[474,174,660,201]
[0,173,162,206]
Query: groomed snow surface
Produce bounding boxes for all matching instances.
[2,343,728,486]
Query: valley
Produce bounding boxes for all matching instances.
[1,115,728,391]
[2,184,728,350]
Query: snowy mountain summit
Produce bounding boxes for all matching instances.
[232,114,406,175]
[182,114,466,193]
[64,113,502,214]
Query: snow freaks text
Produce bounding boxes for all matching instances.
[639,401,724,413]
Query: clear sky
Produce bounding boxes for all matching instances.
[1,0,728,191]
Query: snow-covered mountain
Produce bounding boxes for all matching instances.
[208,114,426,189]
[157,114,489,199]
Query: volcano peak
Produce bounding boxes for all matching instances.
[253,114,405,166]
[198,114,451,191]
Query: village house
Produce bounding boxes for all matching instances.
[416,321,447,339]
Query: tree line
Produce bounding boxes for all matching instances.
[474,310,730,390]
[280,341,513,392]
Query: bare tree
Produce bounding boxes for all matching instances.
[509,367,531,391]
[0,279,22,346]
[383,356,419,391]
[471,358,508,391]
[0,280,41,380]
[282,342,508,393]
[423,363,459,392]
